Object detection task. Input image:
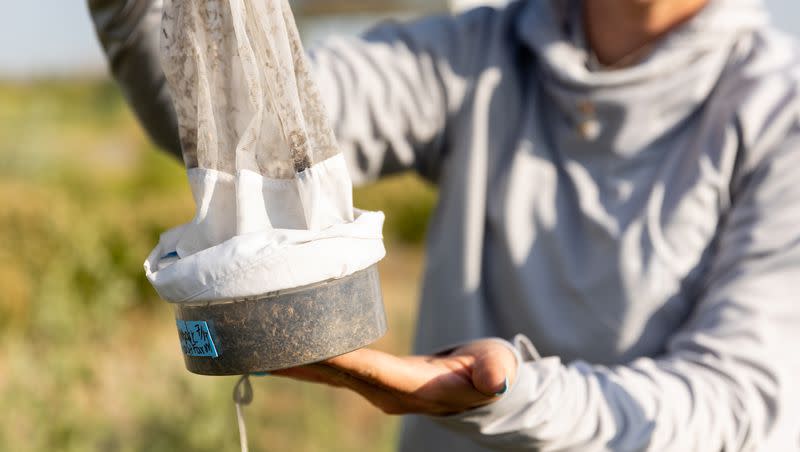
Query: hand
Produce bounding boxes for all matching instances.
[272,339,517,416]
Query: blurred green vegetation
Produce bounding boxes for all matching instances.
[0,80,434,451]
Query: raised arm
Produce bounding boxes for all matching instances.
[88,0,182,159]
[87,0,478,183]
[307,13,479,184]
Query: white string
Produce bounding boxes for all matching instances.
[233,374,253,452]
[235,403,249,452]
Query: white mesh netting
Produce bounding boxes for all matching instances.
[144,0,384,303]
[161,0,339,178]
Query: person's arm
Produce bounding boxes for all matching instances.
[88,0,182,159]
[87,0,481,183]
[433,124,800,451]
[278,120,800,450]
[306,12,481,184]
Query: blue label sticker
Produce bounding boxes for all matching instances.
[176,320,219,357]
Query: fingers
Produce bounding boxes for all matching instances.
[271,364,348,386]
[271,342,518,416]
[322,349,494,413]
[325,349,437,393]
[274,362,430,415]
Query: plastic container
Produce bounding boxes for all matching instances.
[172,264,386,375]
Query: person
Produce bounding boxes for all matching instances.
[88,0,800,449]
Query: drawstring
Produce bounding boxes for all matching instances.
[233,374,253,452]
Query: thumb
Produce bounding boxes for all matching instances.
[466,341,518,397]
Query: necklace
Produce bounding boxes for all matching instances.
[588,39,657,71]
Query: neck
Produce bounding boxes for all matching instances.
[583,0,710,66]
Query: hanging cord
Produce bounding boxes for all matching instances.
[233,374,253,452]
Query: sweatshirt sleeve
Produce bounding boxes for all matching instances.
[434,123,800,451]
[307,13,480,184]
[87,0,182,159]
[87,0,481,183]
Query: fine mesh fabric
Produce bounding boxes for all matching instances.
[145,0,385,303]
[161,0,340,178]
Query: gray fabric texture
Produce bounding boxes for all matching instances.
[88,0,182,158]
[89,0,800,450]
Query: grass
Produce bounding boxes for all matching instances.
[0,80,435,451]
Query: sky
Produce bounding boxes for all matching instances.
[0,0,797,78]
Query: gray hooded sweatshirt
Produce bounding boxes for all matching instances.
[89,0,800,450]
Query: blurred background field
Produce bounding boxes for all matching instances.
[1,1,798,451]
[0,78,435,452]
[0,2,447,450]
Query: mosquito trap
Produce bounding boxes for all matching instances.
[144,0,387,377]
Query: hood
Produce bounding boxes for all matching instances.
[513,0,770,155]
[515,0,770,88]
